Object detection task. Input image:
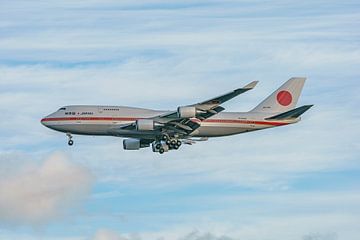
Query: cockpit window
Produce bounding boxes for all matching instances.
[58,107,66,111]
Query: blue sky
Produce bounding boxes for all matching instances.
[0,0,360,239]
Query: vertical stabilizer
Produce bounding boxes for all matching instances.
[251,77,306,113]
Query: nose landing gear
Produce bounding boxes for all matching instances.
[66,133,74,146]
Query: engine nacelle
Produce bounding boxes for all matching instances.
[136,119,154,131]
[123,138,149,150]
[177,106,197,118]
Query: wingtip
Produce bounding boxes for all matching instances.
[243,80,259,89]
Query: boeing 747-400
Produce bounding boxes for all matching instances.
[41,77,313,154]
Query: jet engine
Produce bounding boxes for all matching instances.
[123,138,150,150]
[177,106,197,118]
[136,119,154,131]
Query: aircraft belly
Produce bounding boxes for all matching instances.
[194,124,249,137]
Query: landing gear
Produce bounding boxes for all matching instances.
[176,140,182,146]
[152,141,169,154]
[155,143,162,150]
[168,138,181,150]
[66,133,74,146]
[152,135,183,154]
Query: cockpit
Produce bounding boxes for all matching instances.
[58,107,66,111]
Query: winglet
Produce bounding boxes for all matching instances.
[243,81,259,89]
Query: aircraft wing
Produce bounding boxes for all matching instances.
[159,80,258,120]
[194,81,259,108]
[116,81,258,137]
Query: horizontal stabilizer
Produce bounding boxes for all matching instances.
[265,105,313,120]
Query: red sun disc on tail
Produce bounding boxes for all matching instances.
[277,90,292,106]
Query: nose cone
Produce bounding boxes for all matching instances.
[41,114,52,128]
[41,117,49,127]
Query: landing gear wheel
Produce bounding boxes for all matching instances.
[155,143,162,150]
[162,135,169,141]
[66,133,73,146]
[176,140,182,146]
[166,140,171,146]
[171,139,177,145]
[173,144,179,150]
[159,148,165,154]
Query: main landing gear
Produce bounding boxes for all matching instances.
[152,135,182,154]
[66,133,74,146]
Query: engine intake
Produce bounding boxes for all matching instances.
[177,106,197,118]
[136,119,154,131]
[123,138,150,150]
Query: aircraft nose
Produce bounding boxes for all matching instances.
[40,115,52,127]
[40,117,48,126]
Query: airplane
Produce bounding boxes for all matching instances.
[41,77,313,154]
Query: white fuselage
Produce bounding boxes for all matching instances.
[41,105,297,139]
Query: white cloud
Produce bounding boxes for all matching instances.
[303,232,338,240]
[92,229,128,240]
[179,231,234,240]
[89,226,346,240]
[91,229,236,240]
[0,152,93,226]
[86,190,360,239]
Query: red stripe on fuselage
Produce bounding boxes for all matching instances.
[41,117,138,122]
[41,117,289,126]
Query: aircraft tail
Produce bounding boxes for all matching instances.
[251,77,306,113]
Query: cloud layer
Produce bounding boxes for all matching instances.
[0,152,93,226]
